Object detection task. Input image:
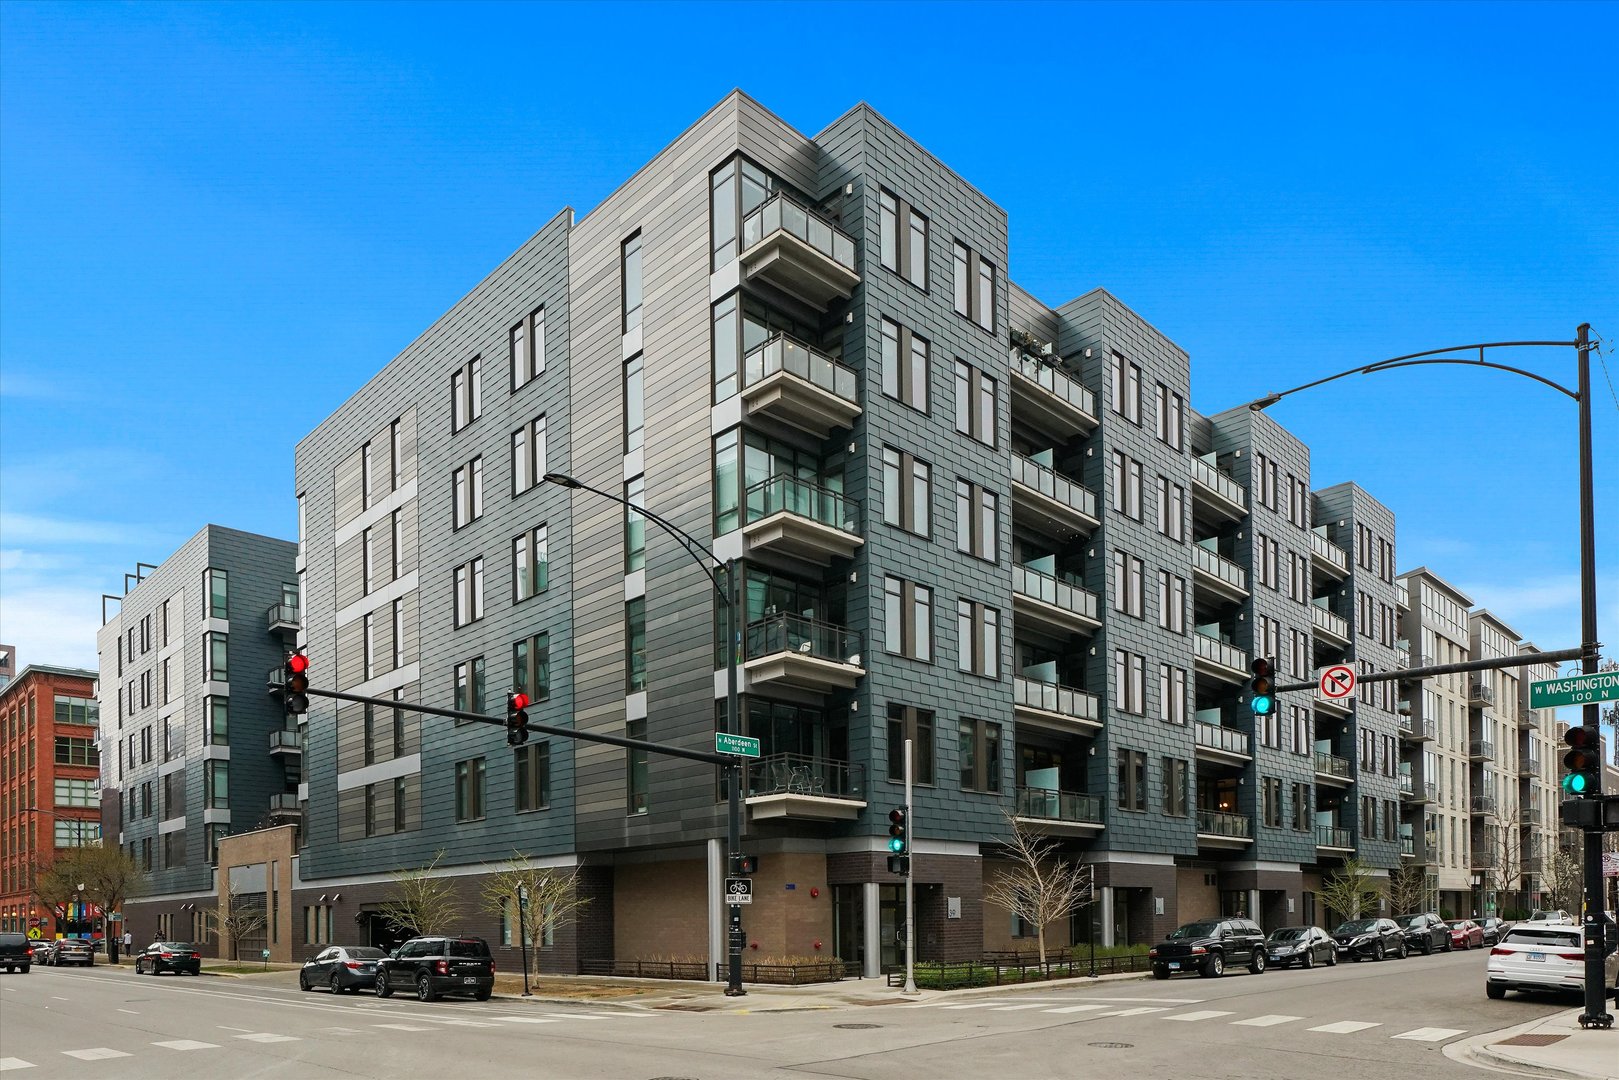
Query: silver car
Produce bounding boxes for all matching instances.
[1486,925,1619,1000]
[46,939,95,967]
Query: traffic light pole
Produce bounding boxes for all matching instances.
[903,737,916,996]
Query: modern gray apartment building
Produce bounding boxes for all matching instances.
[289,91,1427,976]
[98,525,300,941]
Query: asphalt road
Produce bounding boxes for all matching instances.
[0,948,1572,1079]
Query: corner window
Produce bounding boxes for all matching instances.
[203,631,228,681]
[625,598,647,692]
[204,568,228,620]
[626,718,648,814]
[621,232,643,334]
[624,353,644,454]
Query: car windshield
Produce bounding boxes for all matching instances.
[1168,922,1222,940]
[448,940,489,958]
[1503,928,1580,947]
[1267,928,1307,941]
[1336,920,1378,934]
[160,942,193,950]
[1393,916,1419,927]
[347,947,386,959]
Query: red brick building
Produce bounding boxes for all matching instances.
[0,664,101,936]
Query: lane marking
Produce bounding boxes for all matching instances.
[1391,1027,1466,1042]
[1166,1010,1235,1022]
[62,1049,132,1061]
[543,1013,614,1021]
[491,1017,561,1025]
[1309,1021,1381,1034]
[235,1033,301,1043]
[1076,996,1205,1004]
[991,1003,1059,1012]
[940,1002,1014,1010]
[373,1023,433,1032]
[1231,1014,1303,1027]
[51,997,68,1002]
[1045,1004,1111,1015]
[217,1026,253,1032]
[1095,1006,1170,1017]
[0,1059,36,1072]
[422,1019,500,1028]
[116,1009,139,1015]
[153,1040,220,1051]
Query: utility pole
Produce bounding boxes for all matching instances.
[903,737,917,996]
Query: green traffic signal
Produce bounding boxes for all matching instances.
[1561,725,1599,797]
[1249,658,1275,717]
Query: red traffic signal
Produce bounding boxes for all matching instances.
[283,653,310,714]
[506,691,531,746]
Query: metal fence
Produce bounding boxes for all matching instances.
[887,951,1152,989]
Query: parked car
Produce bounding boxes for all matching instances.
[1487,924,1619,1000]
[1447,920,1485,950]
[1332,918,1408,961]
[1149,917,1268,979]
[133,941,201,976]
[1393,913,1451,955]
[45,939,95,967]
[1264,925,1338,969]
[375,936,495,1001]
[0,932,32,973]
[301,946,387,994]
[1478,917,1510,945]
[1525,909,1574,926]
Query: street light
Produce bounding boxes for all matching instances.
[541,471,748,997]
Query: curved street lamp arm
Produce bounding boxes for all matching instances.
[542,472,727,598]
[1247,339,1581,411]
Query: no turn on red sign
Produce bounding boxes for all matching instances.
[1319,665,1356,699]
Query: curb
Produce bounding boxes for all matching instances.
[1445,1009,1617,1080]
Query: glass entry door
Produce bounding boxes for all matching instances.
[879,885,906,970]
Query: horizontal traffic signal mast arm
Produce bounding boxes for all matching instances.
[267,682,732,767]
[1271,645,1590,694]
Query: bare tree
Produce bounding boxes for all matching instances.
[1318,858,1377,923]
[477,855,591,955]
[33,846,143,962]
[1386,863,1429,916]
[1485,825,1524,917]
[1545,849,1583,914]
[981,813,1094,965]
[209,886,267,962]
[379,850,462,939]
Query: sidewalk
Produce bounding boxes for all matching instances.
[1452,1007,1619,1080]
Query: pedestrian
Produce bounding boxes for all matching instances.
[122,929,132,952]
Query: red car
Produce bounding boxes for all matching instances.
[1446,920,1485,949]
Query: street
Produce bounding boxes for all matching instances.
[0,949,1572,1078]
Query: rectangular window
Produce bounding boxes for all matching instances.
[390,417,402,491]
[363,612,375,680]
[625,476,646,572]
[53,777,98,808]
[952,360,996,446]
[512,415,546,495]
[879,189,928,288]
[452,456,484,529]
[1110,353,1141,424]
[390,510,403,580]
[515,742,550,813]
[513,524,548,601]
[453,557,485,627]
[883,576,932,662]
[957,718,1002,792]
[455,757,486,822]
[1163,758,1188,816]
[1157,571,1186,633]
[203,631,228,681]
[204,568,228,620]
[626,717,647,814]
[1112,550,1144,617]
[205,759,228,809]
[206,696,228,745]
[1116,749,1147,811]
[1263,777,1282,828]
[625,598,646,692]
[453,656,486,715]
[886,704,935,785]
[954,480,998,563]
[1114,649,1146,714]
[1110,451,1142,519]
[881,447,931,537]
[450,356,482,433]
[1155,383,1184,450]
[392,598,405,669]
[512,307,545,391]
[623,353,644,454]
[880,317,929,413]
[951,240,996,331]
[956,600,1000,679]
[1292,783,1312,831]
[621,232,643,334]
[1155,476,1185,542]
[1158,665,1187,724]
[512,633,550,701]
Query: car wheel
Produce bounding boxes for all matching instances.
[1152,966,1170,980]
[1397,940,1408,960]
[474,989,492,1002]
[1421,940,1432,955]
[330,973,343,995]
[1249,950,1266,975]
[1302,948,1314,969]
[299,974,311,992]
[1443,936,1453,952]
[375,974,393,998]
[415,974,436,1002]
[1374,942,1385,962]
[1486,984,1507,1000]
[1202,952,1225,978]
[1326,947,1338,967]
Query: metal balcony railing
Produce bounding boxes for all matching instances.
[1195,721,1251,757]
[1520,807,1542,826]
[1400,837,1415,857]
[1400,715,1435,740]
[743,475,858,533]
[1193,632,1247,673]
[1012,564,1099,623]
[1192,457,1246,510]
[1398,774,1414,795]
[1015,787,1103,824]
[741,190,857,273]
[744,614,862,667]
[1309,531,1349,574]
[742,333,858,405]
[1314,751,1353,779]
[1470,794,1498,816]
[1519,708,1541,731]
[1198,810,1252,838]
[745,754,864,800]
[1520,756,1541,778]
[1469,681,1496,706]
[1469,739,1495,761]
[1311,604,1350,641]
[1315,825,1354,849]
[1013,676,1100,724]
[266,602,300,632]
[1011,454,1098,520]
[1192,545,1248,592]
[1009,350,1097,419]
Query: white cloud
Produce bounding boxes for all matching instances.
[0,585,105,670]
[0,512,166,547]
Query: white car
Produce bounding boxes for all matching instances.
[1486,925,1619,1000]
[1523,909,1574,926]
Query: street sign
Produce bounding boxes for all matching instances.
[1319,664,1356,700]
[1531,672,1619,710]
[725,877,753,905]
[715,733,761,758]
[26,927,41,940]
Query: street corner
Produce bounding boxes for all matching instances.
[1448,1008,1619,1080]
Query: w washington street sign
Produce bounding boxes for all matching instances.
[1531,671,1619,710]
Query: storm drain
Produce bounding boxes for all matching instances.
[1088,1042,1134,1049]
[834,1023,882,1030]
[1496,1034,1569,1047]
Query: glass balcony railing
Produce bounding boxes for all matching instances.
[743,476,857,533]
[1192,457,1246,510]
[1193,632,1247,673]
[1468,681,1496,706]
[1471,850,1498,869]
[1520,755,1541,778]
[1400,837,1415,857]
[1468,739,1495,761]
[1522,853,1544,873]
[1314,751,1352,779]
[1520,806,1542,826]
[266,602,301,632]
[1311,604,1350,640]
[1013,676,1100,723]
[1309,531,1349,574]
[1195,721,1251,757]
[741,190,857,273]
[1009,350,1097,418]
[1398,774,1414,795]
[745,753,864,800]
[1400,715,1435,740]
[1520,708,1541,730]
[267,729,302,753]
[1315,825,1354,848]
[269,793,301,813]
[1402,780,1437,802]
[1015,786,1103,824]
[1011,454,1098,520]
[744,614,861,667]
[1198,810,1252,838]
[742,333,858,405]
[1470,794,1498,816]
[1012,564,1099,623]
[1396,582,1409,609]
[1192,545,1248,592]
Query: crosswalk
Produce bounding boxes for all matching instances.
[904,996,1468,1044]
[0,1008,651,1071]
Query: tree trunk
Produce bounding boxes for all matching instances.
[1036,925,1047,966]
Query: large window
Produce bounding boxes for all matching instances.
[951,240,996,332]
[624,353,644,454]
[1113,649,1145,715]
[881,447,931,537]
[515,742,550,813]
[883,576,932,662]
[886,704,935,785]
[451,356,482,433]
[956,600,999,679]
[709,156,776,267]
[1263,777,1283,828]
[1163,758,1188,816]
[1159,665,1187,725]
[1112,551,1144,617]
[512,633,550,702]
[954,480,998,562]
[512,307,545,391]
[454,656,486,715]
[455,757,486,822]
[512,415,546,495]
[1109,352,1141,424]
[952,360,996,446]
[452,456,484,529]
[513,524,548,601]
[204,631,228,681]
[621,232,643,334]
[54,778,97,808]
[55,820,100,848]
[625,598,646,692]
[958,718,1002,792]
[53,696,98,726]
[1116,749,1147,811]
[1157,571,1186,633]
[207,696,229,744]
[880,317,929,413]
[205,568,228,620]
[205,759,229,809]
[1156,477,1186,542]
[1110,451,1142,519]
[626,717,647,814]
[878,188,928,288]
[1155,383,1184,450]
[453,557,485,628]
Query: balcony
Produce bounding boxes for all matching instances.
[1012,564,1101,638]
[1522,854,1544,874]
[1402,780,1437,804]
[1010,455,1099,539]
[1397,581,1410,611]
[1315,826,1355,852]
[741,476,863,565]
[1399,773,1414,796]
[1520,806,1542,827]
[1314,752,1353,786]
[1007,350,1098,441]
[1193,632,1248,683]
[1468,739,1495,762]
[741,334,861,438]
[1468,681,1496,707]
[267,729,302,757]
[266,602,300,635]
[1013,676,1102,735]
[1394,644,1411,671]
[1400,715,1436,742]
[1194,721,1252,763]
[1197,810,1253,846]
[1191,545,1249,603]
[1310,603,1350,647]
[1191,457,1246,523]
[1470,794,1498,817]
[744,754,866,822]
[1471,850,1498,869]
[743,615,863,693]
[1014,787,1104,833]
[1401,837,1415,858]
[268,792,301,816]
[1314,693,1353,719]
[1309,532,1350,579]
[1519,708,1541,731]
[1519,756,1541,779]
[739,190,859,309]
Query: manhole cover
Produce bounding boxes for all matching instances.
[1497,1034,1569,1047]
[834,1023,881,1029]
[1088,1042,1134,1049]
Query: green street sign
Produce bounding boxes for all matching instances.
[715,733,761,758]
[1531,671,1619,710]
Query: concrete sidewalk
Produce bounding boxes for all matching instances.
[1451,1007,1619,1080]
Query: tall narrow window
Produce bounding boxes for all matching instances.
[954,480,998,562]
[512,307,545,391]
[455,757,486,822]
[1110,353,1141,424]
[512,415,546,495]
[625,598,647,692]
[203,631,228,681]
[626,717,648,814]
[390,509,403,580]
[880,447,931,537]
[880,318,929,413]
[390,417,403,490]
[362,612,375,680]
[883,577,932,662]
[207,697,229,745]
[1116,749,1146,811]
[512,632,550,701]
[1163,758,1188,816]
[625,476,646,572]
[622,232,643,334]
[391,598,405,669]
[878,189,928,288]
[1157,571,1186,633]
[952,360,996,446]
[1159,665,1187,724]
[513,524,548,601]
[956,600,999,679]
[204,568,228,620]
[453,557,485,628]
[958,718,1002,792]
[624,353,644,454]
[450,356,482,434]
[452,457,484,529]
[1113,649,1146,714]
[1112,550,1144,617]
[1155,383,1184,450]
[951,241,996,331]
[515,742,550,813]
[887,704,935,785]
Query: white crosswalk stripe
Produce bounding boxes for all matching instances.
[1166,1010,1235,1022]
[0,1059,35,1072]
[234,1033,301,1043]
[62,1049,132,1061]
[1391,1027,1466,1042]
[1095,1007,1170,1017]
[1230,1015,1303,1027]
[1046,1004,1112,1015]
[152,1040,220,1051]
[374,1023,434,1032]
[991,1003,1058,1012]
[491,1016,562,1024]
[1309,1021,1381,1034]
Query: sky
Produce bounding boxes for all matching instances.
[1,1,1615,687]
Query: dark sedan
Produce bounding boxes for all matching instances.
[1447,919,1485,949]
[134,941,201,975]
[300,945,387,993]
[1478,917,1509,945]
[45,939,96,966]
[1393,913,1451,955]
[1333,918,1407,961]
[1265,926,1338,969]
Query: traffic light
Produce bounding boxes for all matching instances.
[733,854,758,875]
[506,692,531,747]
[1561,724,1600,797]
[283,653,310,715]
[887,805,909,873]
[887,854,910,875]
[1249,657,1275,718]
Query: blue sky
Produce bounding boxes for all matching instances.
[1,0,1615,680]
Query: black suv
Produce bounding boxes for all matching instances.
[375,936,494,1001]
[1150,917,1268,979]
[0,932,33,973]
[1393,913,1451,955]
